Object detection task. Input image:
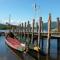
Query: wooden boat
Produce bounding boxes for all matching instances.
[5,32,40,52]
[5,32,46,59]
[5,32,26,52]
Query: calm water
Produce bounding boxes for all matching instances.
[0,36,60,60]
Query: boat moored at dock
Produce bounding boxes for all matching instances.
[5,32,26,52]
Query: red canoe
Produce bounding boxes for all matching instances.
[5,36,26,52]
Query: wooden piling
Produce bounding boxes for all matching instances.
[20,24,22,39]
[22,23,23,39]
[57,18,60,60]
[38,17,42,47]
[57,17,60,32]
[29,24,32,43]
[30,24,31,33]
[27,21,30,44]
[24,22,26,42]
[36,22,38,32]
[27,21,30,32]
[19,24,21,34]
[31,19,35,44]
[41,20,43,50]
[46,13,51,54]
[41,20,43,32]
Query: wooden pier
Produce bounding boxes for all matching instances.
[0,13,60,55]
[14,14,60,39]
[13,13,60,54]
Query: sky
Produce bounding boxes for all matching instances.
[0,0,60,25]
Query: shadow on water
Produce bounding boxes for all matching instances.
[0,36,60,60]
[6,44,36,60]
[6,45,47,60]
[6,43,57,60]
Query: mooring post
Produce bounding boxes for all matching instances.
[46,13,51,54]
[29,24,31,43]
[19,24,21,35]
[36,22,38,33]
[30,24,31,33]
[57,18,60,60]
[27,21,30,45]
[31,19,35,44]
[41,20,44,51]
[22,23,23,39]
[27,21,30,33]
[38,17,42,48]
[41,20,43,32]
[24,22,26,42]
[57,17,60,32]
[20,24,21,39]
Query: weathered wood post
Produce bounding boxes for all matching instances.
[37,17,42,59]
[30,24,31,33]
[31,19,35,44]
[36,22,38,32]
[27,21,30,45]
[19,24,21,34]
[20,24,22,39]
[29,23,32,43]
[36,22,38,46]
[57,17,60,32]
[24,22,26,42]
[46,13,51,54]
[57,17,60,60]
[22,23,23,39]
[27,21,30,32]
[41,20,43,32]
[38,17,42,47]
[41,19,44,51]
[19,24,21,39]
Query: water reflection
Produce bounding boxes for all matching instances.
[6,40,36,60]
[0,36,60,60]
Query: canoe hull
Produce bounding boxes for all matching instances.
[5,37,25,52]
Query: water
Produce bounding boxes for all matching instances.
[0,30,9,33]
[40,39,57,58]
[0,36,60,60]
[0,36,35,60]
